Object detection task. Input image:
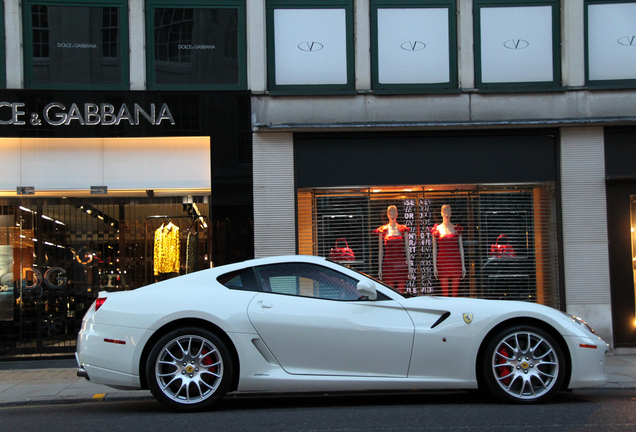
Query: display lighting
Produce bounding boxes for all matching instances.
[192,203,208,228]
[73,204,119,229]
[19,206,33,213]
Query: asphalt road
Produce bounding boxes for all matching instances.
[3,388,636,432]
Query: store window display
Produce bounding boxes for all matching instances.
[431,205,465,297]
[373,205,412,292]
[298,184,559,306]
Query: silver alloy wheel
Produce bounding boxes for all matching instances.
[154,334,224,405]
[491,330,559,400]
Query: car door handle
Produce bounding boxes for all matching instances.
[259,301,273,309]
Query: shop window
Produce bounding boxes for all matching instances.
[370,0,458,94]
[23,0,129,90]
[0,196,211,356]
[266,0,355,94]
[146,0,246,90]
[630,196,636,328]
[586,1,636,89]
[298,184,559,307]
[473,0,562,92]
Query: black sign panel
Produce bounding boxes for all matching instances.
[0,90,251,139]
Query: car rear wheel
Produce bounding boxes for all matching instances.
[146,327,233,412]
[481,325,565,403]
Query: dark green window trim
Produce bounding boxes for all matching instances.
[0,2,5,88]
[370,0,458,94]
[145,0,246,91]
[474,0,562,93]
[266,0,355,95]
[585,0,636,90]
[23,0,130,90]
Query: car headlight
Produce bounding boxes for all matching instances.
[561,312,596,335]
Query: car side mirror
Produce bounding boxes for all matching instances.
[357,280,377,300]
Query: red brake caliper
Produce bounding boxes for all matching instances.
[497,347,512,385]
[201,349,214,370]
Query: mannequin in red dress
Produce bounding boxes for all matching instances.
[431,205,465,297]
[374,205,412,292]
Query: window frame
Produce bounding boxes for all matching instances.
[473,0,563,93]
[266,0,356,95]
[145,0,247,90]
[585,0,636,89]
[0,1,5,88]
[370,0,459,94]
[22,0,130,90]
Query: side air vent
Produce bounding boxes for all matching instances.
[252,338,279,366]
[431,312,451,329]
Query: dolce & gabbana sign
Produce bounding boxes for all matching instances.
[0,101,175,127]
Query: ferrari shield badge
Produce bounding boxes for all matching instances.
[463,313,474,325]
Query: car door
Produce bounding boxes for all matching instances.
[247,262,414,377]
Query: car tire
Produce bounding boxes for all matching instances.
[481,325,566,404]
[146,327,233,412]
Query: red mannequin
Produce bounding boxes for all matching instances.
[431,205,465,297]
[374,205,412,292]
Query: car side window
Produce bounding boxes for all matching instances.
[217,268,259,292]
[254,263,362,301]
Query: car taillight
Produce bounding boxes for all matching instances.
[95,297,107,311]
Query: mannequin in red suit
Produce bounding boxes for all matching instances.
[374,205,411,292]
[431,205,465,297]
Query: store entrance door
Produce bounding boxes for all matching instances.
[607,181,636,347]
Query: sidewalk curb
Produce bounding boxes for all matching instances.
[0,393,155,408]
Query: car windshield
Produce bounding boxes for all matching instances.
[326,259,413,298]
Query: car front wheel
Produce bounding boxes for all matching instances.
[481,325,566,403]
[146,327,233,412]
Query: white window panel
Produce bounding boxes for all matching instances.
[480,6,554,83]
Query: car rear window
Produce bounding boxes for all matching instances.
[217,268,259,292]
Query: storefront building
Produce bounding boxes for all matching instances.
[0,90,252,357]
[0,0,252,357]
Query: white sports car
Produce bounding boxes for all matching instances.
[76,255,608,412]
